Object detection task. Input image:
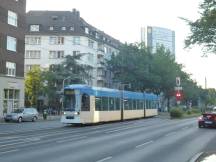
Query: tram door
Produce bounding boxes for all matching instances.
[81,94,90,111]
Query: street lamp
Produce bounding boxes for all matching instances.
[61,76,71,113]
[62,76,71,91]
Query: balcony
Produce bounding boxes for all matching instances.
[97,50,104,57]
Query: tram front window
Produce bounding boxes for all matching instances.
[64,90,76,112]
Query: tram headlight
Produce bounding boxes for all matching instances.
[74,112,80,115]
[63,112,67,115]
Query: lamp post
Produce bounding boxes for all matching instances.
[61,76,71,113]
[62,76,71,91]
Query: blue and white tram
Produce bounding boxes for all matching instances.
[61,84,159,124]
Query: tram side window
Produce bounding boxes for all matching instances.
[102,97,108,111]
[133,100,137,110]
[129,99,133,110]
[124,99,129,110]
[146,100,149,109]
[95,97,102,111]
[115,98,120,110]
[109,97,115,111]
[150,100,153,109]
[81,94,90,111]
[138,100,144,110]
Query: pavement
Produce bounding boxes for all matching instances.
[1,117,216,162]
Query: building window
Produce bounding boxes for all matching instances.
[87,53,94,64]
[8,10,17,27]
[85,27,89,34]
[70,26,74,31]
[72,51,80,56]
[6,62,16,77]
[88,39,94,48]
[30,25,40,32]
[95,32,99,39]
[61,27,66,31]
[25,65,40,73]
[25,36,41,45]
[73,36,80,45]
[25,50,41,59]
[7,36,17,52]
[49,36,64,45]
[49,51,64,59]
[3,89,20,114]
[49,26,54,31]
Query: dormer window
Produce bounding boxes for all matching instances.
[61,27,66,31]
[85,27,89,34]
[95,32,99,39]
[70,26,74,31]
[49,26,54,31]
[30,25,40,32]
[52,16,58,21]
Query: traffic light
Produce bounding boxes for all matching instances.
[175,91,182,101]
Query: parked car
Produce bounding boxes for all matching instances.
[4,108,39,123]
[198,112,216,128]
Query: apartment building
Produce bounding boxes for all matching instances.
[0,0,26,118]
[25,9,121,87]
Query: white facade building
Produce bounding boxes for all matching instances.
[25,10,121,87]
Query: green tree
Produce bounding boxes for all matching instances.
[107,43,202,109]
[184,0,216,53]
[25,66,43,107]
[42,54,92,109]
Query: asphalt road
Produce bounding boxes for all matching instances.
[0,117,216,162]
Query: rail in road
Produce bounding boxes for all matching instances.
[0,117,215,162]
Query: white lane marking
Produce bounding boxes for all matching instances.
[0,140,29,147]
[26,137,41,142]
[0,149,18,155]
[0,134,85,148]
[56,136,87,143]
[135,140,154,148]
[96,156,112,162]
[0,138,25,144]
[165,131,177,137]
[105,125,139,134]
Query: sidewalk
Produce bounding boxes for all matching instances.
[158,112,171,119]
[38,115,61,121]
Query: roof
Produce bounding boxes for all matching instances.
[65,84,158,100]
[26,10,122,49]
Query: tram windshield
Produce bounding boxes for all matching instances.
[63,90,76,111]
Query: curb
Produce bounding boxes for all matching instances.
[0,116,61,124]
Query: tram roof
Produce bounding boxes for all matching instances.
[65,84,158,100]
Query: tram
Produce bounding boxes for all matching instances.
[61,84,159,124]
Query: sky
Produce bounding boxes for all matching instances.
[26,0,216,89]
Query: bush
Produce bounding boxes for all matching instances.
[170,108,183,118]
[187,110,192,115]
[191,108,200,114]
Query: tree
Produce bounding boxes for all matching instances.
[184,0,216,53]
[25,66,43,107]
[107,43,202,109]
[42,54,92,110]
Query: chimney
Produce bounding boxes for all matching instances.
[72,8,80,19]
